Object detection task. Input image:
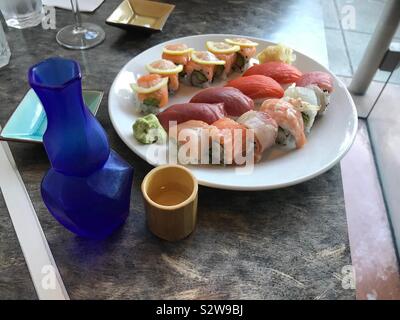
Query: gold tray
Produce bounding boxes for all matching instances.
[106,0,175,32]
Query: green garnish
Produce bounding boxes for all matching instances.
[132,114,166,144]
[214,65,224,80]
[143,97,160,107]
[302,113,310,124]
[191,70,208,87]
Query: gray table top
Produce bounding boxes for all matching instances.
[0,0,354,299]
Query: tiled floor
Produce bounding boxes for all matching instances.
[322,0,400,85]
[323,0,400,261]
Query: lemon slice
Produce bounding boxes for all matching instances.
[191,51,226,65]
[146,60,184,75]
[163,44,194,56]
[225,38,259,47]
[206,41,240,54]
[130,77,168,94]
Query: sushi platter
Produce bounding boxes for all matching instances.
[108,34,358,190]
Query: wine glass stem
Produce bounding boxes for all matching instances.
[71,0,82,28]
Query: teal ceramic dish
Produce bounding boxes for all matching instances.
[0,89,103,143]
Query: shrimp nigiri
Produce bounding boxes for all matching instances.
[260,99,306,149]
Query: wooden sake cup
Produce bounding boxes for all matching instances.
[141,165,198,241]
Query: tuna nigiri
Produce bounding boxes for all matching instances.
[260,99,306,149]
[243,61,302,84]
[237,111,278,162]
[225,75,284,101]
[213,118,248,165]
[190,87,254,117]
[130,74,169,114]
[157,103,226,132]
[296,71,334,93]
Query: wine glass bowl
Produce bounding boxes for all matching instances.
[56,0,105,50]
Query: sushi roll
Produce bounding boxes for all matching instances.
[206,41,240,79]
[213,118,247,165]
[225,38,259,71]
[130,74,169,115]
[237,111,278,162]
[184,51,226,88]
[162,43,193,66]
[146,59,183,94]
[296,71,334,114]
[283,84,321,133]
[260,99,306,149]
[173,120,221,165]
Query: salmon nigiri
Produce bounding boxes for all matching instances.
[225,75,284,101]
[243,61,302,84]
[260,99,306,149]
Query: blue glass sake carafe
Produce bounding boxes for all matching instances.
[28,57,133,239]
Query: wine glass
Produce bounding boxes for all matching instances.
[56,0,105,50]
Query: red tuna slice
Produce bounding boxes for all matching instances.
[225,75,284,100]
[190,87,254,117]
[157,103,226,131]
[243,61,302,84]
[296,71,334,93]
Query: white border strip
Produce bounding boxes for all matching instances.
[0,136,69,300]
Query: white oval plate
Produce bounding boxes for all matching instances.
[109,34,358,191]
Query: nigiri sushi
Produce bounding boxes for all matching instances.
[162,43,193,66]
[206,41,240,78]
[225,75,284,101]
[243,61,302,84]
[184,51,226,87]
[190,87,254,117]
[157,102,226,132]
[225,38,259,71]
[130,74,169,114]
[146,59,183,93]
[213,118,247,165]
[296,71,334,93]
[237,111,278,162]
[283,84,321,132]
[260,99,306,149]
